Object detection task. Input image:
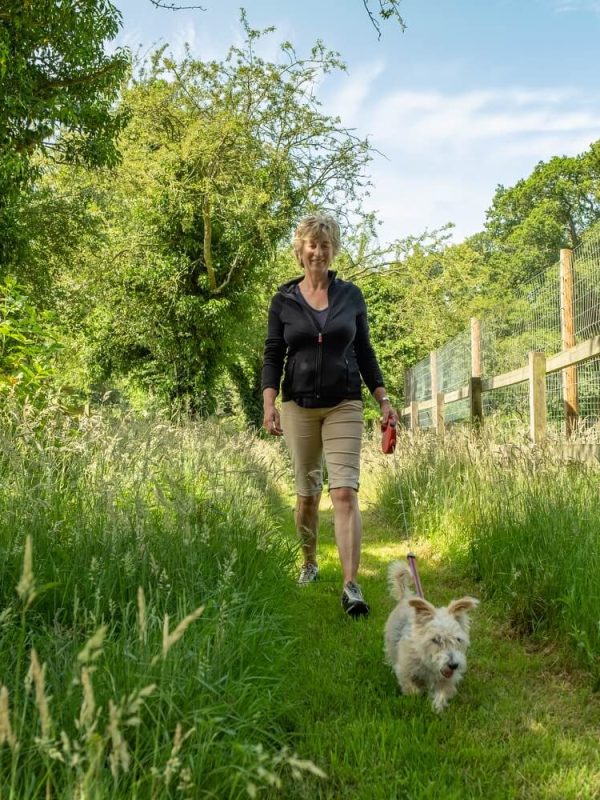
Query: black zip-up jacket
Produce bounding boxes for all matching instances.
[261,271,385,405]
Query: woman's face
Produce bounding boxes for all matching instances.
[300,236,334,272]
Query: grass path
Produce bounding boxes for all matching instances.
[278,497,600,800]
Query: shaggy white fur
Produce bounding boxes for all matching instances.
[384,561,479,713]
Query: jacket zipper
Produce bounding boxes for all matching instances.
[282,280,337,400]
[316,332,323,399]
[297,304,323,399]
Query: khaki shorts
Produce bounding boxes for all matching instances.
[280,399,364,495]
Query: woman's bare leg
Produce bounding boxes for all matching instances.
[329,486,362,583]
[295,493,321,564]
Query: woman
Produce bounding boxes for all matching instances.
[261,214,396,617]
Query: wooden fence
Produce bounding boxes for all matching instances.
[400,249,600,462]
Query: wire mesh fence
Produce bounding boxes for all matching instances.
[572,230,600,436]
[402,224,600,440]
[436,329,471,425]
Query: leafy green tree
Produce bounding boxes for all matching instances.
[0,0,129,268]
[475,141,600,285]
[51,18,374,415]
[0,277,61,400]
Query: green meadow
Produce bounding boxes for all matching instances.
[0,408,599,798]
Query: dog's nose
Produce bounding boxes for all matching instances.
[448,661,459,671]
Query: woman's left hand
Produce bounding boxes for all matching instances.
[380,399,397,428]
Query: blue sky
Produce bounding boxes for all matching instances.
[115,0,600,244]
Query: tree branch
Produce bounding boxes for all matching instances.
[214,254,241,295]
[361,0,406,40]
[344,260,402,282]
[147,0,404,36]
[148,0,206,9]
[202,195,217,292]
[35,60,125,92]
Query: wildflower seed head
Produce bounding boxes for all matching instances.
[0,686,17,751]
[16,535,36,608]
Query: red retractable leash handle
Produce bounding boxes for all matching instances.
[381,418,397,454]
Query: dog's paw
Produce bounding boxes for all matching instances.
[399,681,421,696]
[431,694,449,714]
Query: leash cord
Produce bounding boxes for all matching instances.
[391,432,425,599]
[407,553,424,599]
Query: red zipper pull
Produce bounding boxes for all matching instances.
[318,332,323,344]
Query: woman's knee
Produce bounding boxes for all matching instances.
[296,493,321,514]
[330,486,358,508]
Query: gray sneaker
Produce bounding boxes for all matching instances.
[341,581,369,617]
[298,562,319,586]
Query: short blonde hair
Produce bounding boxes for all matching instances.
[292,214,341,265]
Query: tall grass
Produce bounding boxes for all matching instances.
[374,428,600,681]
[0,402,320,798]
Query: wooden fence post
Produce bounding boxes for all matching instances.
[470,377,482,428]
[435,392,445,434]
[403,368,412,429]
[470,318,483,427]
[471,317,481,378]
[404,368,412,409]
[529,351,547,444]
[430,350,444,434]
[410,400,419,433]
[560,248,578,435]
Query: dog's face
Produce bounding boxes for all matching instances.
[408,597,478,680]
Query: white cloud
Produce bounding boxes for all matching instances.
[326,71,600,242]
[366,87,600,150]
[498,133,599,160]
[548,0,600,13]
[164,19,226,62]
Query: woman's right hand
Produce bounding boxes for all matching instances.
[263,404,283,436]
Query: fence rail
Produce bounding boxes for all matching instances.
[402,230,600,460]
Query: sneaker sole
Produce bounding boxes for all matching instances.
[343,600,369,618]
[298,569,319,586]
[298,575,318,586]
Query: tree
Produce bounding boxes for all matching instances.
[50,17,375,414]
[0,276,62,401]
[475,142,600,285]
[0,0,129,268]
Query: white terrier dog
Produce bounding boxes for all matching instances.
[384,561,479,713]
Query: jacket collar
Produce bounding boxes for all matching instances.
[278,270,338,294]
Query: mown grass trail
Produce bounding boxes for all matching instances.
[278,498,600,800]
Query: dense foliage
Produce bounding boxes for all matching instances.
[81,21,373,412]
[0,277,61,400]
[0,0,128,269]
[470,144,600,286]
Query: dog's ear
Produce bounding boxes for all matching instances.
[408,597,436,622]
[447,597,479,631]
